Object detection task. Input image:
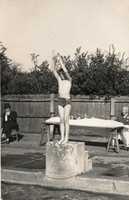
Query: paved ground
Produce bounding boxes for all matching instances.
[1,133,129,199]
[2,153,129,180]
[2,134,129,180]
[2,182,129,200]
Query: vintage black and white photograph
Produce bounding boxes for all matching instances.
[1,0,129,199]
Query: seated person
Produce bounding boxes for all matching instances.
[1,103,19,143]
[117,106,129,148]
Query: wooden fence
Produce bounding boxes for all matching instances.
[1,94,129,134]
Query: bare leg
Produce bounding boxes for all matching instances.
[58,105,65,143]
[62,104,71,144]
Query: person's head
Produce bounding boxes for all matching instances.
[4,103,11,113]
[122,106,128,115]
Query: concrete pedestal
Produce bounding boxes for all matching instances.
[46,141,92,179]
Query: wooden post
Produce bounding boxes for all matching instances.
[39,120,47,146]
[49,94,55,141]
[40,94,55,145]
[110,98,116,120]
[50,93,55,116]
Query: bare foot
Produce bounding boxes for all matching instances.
[58,138,64,144]
[61,138,68,145]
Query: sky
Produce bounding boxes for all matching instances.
[0,0,129,71]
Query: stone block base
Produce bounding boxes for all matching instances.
[46,141,92,179]
[84,151,92,172]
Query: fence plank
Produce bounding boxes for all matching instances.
[1,95,129,133]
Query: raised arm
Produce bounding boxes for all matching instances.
[57,53,72,81]
[51,56,60,81]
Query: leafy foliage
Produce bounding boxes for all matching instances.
[1,43,129,96]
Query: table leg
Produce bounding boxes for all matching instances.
[107,134,112,152]
[49,125,54,140]
[40,122,50,145]
[45,124,60,143]
[107,129,119,153]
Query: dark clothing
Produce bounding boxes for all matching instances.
[117,113,129,125]
[2,111,19,138]
[58,97,71,107]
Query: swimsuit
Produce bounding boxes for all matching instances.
[58,97,71,107]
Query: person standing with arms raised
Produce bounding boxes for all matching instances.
[51,52,72,144]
